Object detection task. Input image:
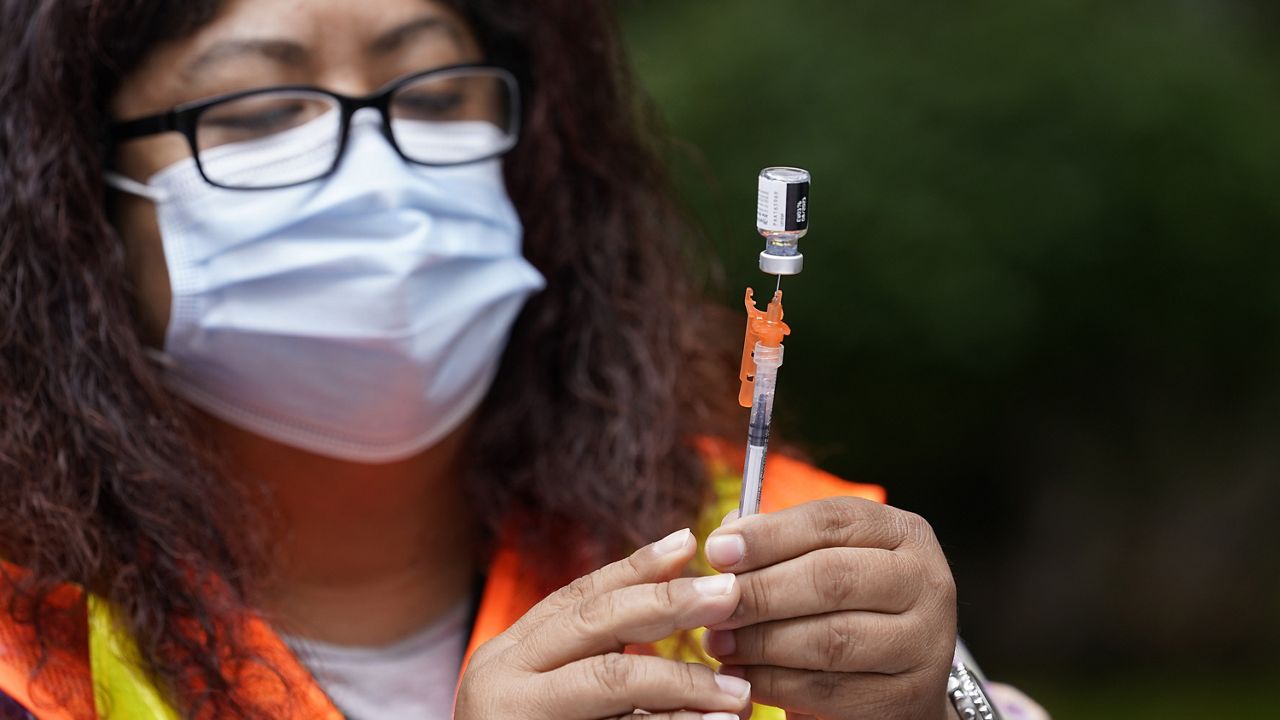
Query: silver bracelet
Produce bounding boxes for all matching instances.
[947,640,1002,720]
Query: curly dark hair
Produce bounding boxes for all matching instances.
[0,0,739,716]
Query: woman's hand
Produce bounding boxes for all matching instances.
[455,528,754,720]
[701,498,958,719]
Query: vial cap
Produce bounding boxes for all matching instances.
[759,251,803,275]
[756,167,810,233]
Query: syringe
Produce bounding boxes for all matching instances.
[737,167,810,517]
[740,169,1003,720]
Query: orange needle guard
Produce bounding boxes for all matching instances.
[738,288,791,408]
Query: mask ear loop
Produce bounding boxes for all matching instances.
[143,346,179,369]
[104,171,170,203]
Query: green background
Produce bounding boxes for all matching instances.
[621,0,1280,716]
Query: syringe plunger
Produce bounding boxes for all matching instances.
[756,166,810,275]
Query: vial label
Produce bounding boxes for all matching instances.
[757,177,810,232]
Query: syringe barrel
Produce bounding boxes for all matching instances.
[740,342,784,517]
[746,343,783,445]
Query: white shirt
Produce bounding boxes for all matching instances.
[283,601,471,720]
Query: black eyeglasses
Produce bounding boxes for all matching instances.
[111,64,520,191]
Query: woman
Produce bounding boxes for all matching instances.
[0,1,1044,718]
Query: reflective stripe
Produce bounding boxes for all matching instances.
[88,596,180,720]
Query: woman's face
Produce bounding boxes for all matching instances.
[111,0,483,346]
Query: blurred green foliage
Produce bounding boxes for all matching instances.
[621,0,1280,715]
[1019,674,1277,720]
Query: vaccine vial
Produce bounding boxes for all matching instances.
[755,166,809,275]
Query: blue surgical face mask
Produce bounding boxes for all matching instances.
[107,111,546,463]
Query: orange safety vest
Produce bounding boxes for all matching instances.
[0,440,884,719]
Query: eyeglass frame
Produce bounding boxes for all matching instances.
[109,63,522,191]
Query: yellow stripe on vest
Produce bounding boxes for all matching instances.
[88,595,182,720]
[648,467,789,720]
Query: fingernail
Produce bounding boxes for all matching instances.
[705,533,745,567]
[693,573,736,596]
[703,714,739,720]
[714,672,751,701]
[720,509,740,526]
[702,628,736,657]
[653,528,692,556]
